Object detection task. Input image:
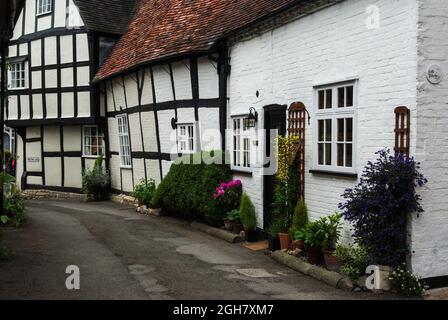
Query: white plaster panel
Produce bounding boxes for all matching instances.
[28,176,42,185]
[64,158,82,188]
[61,92,75,118]
[111,78,126,110]
[16,136,24,190]
[26,141,42,172]
[106,81,116,112]
[54,0,67,28]
[198,57,219,99]
[61,68,74,87]
[46,93,58,118]
[176,107,195,124]
[64,126,81,152]
[172,60,193,100]
[60,35,74,64]
[145,159,161,185]
[26,127,40,139]
[9,45,17,57]
[161,160,173,179]
[124,75,139,108]
[12,10,23,40]
[121,169,134,192]
[108,117,119,153]
[31,40,42,67]
[153,65,174,103]
[32,94,43,118]
[32,71,42,89]
[20,95,30,119]
[76,33,90,62]
[45,157,62,187]
[24,0,36,35]
[44,36,57,65]
[132,159,145,185]
[45,69,58,88]
[8,96,18,120]
[140,111,158,152]
[77,92,91,117]
[37,14,51,32]
[77,66,90,87]
[157,110,176,154]
[67,0,84,28]
[198,108,221,151]
[140,69,154,105]
[43,126,61,152]
[128,113,143,152]
[19,43,28,56]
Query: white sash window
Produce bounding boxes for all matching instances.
[83,126,105,157]
[37,0,52,15]
[232,117,251,170]
[117,115,132,168]
[314,82,356,173]
[177,124,195,153]
[9,61,26,89]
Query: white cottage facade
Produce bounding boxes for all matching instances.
[5,0,448,282]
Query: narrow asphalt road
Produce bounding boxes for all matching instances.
[1,200,397,300]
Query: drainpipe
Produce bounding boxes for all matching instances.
[217,42,231,152]
[1,39,6,214]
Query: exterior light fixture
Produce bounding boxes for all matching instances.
[244,107,258,128]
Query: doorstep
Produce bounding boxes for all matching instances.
[271,251,354,291]
[190,221,243,244]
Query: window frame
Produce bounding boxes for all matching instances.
[36,0,53,16]
[9,60,27,90]
[177,123,195,154]
[116,114,132,168]
[313,81,357,174]
[82,125,105,158]
[231,115,252,172]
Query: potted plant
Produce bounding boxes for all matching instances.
[239,193,258,242]
[318,213,342,271]
[289,200,308,251]
[301,221,325,265]
[224,209,240,232]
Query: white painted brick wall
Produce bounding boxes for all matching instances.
[228,0,418,239]
[411,0,448,278]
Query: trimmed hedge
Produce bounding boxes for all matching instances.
[152,151,232,226]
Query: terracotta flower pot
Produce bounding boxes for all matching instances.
[231,222,243,234]
[292,240,305,251]
[279,232,291,250]
[307,246,323,265]
[322,249,342,272]
[223,219,233,231]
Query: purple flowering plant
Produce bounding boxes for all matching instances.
[339,149,427,267]
[213,180,242,215]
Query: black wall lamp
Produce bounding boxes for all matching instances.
[244,107,258,128]
[171,117,178,129]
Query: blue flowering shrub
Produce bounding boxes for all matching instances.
[339,149,427,267]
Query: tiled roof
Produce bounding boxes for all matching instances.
[94,0,303,81]
[73,0,138,35]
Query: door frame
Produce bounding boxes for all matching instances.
[263,104,287,230]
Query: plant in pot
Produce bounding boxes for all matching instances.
[289,200,308,251]
[239,193,258,242]
[318,213,343,271]
[225,209,241,233]
[301,221,325,265]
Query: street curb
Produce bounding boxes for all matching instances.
[190,221,243,244]
[271,251,354,291]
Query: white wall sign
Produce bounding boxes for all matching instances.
[27,157,40,163]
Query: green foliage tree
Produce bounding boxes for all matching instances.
[82,155,111,201]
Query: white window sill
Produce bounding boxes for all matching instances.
[120,166,132,169]
[309,167,358,179]
[9,87,27,90]
[36,11,52,17]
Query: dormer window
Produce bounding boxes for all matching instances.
[37,0,52,16]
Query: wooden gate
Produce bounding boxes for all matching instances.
[394,106,410,157]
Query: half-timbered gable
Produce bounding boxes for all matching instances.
[6,0,137,191]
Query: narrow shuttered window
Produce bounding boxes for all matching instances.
[117,115,132,167]
[394,106,410,157]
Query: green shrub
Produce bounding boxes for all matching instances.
[82,155,111,201]
[389,264,428,297]
[289,200,308,236]
[239,193,257,231]
[131,178,156,206]
[316,213,342,250]
[269,216,285,237]
[296,221,325,248]
[226,210,240,223]
[334,244,369,280]
[1,173,26,228]
[151,151,232,226]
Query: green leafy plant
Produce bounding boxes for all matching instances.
[297,221,326,248]
[82,155,111,201]
[316,213,342,250]
[151,151,232,226]
[239,193,257,232]
[226,210,240,223]
[1,173,26,228]
[269,216,286,237]
[289,200,308,236]
[389,264,428,297]
[334,244,369,280]
[131,178,156,206]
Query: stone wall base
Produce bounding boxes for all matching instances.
[110,194,137,205]
[21,189,87,201]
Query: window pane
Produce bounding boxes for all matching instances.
[346,144,353,167]
[337,118,344,142]
[326,89,332,109]
[325,119,332,142]
[318,143,324,165]
[318,90,325,109]
[337,143,344,167]
[346,118,353,142]
[325,143,332,166]
[346,86,354,107]
[318,120,324,141]
[338,87,345,108]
